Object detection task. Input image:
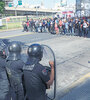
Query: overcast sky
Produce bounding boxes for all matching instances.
[14,0,76,8]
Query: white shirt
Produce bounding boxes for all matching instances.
[83,22,88,28]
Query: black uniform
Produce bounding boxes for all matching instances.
[23,58,50,100]
[0,57,9,100]
[6,60,24,100]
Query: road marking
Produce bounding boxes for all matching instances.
[0,32,34,39]
[70,73,90,88]
[64,73,90,94]
[59,72,90,98]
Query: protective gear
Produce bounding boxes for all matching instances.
[7,41,21,60]
[23,61,49,100]
[38,45,56,100]
[27,44,43,61]
[0,51,6,59]
[23,44,56,100]
[6,60,24,100]
[0,43,9,100]
[0,40,6,50]
[0,40,7,59]
[5,41,24,100]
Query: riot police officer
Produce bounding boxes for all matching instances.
[0,43,9,100]
[6,41,24,100]
[23,44,54,100]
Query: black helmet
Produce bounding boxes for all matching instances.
[7,41,21,60]
[27,44,43,61]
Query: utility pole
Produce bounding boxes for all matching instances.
[15,4,18,16]
[36,6,38,17]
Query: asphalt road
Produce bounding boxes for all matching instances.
[0,29,58,43]
[60,78,90,100]
[0,29,90,43]
[0,30,90,100]
[35,36,90,100]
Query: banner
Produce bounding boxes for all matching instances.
[76,0,90,17]
[76,0,90,10]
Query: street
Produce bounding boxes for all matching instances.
[60,78,90,100]
[0,30,90,100]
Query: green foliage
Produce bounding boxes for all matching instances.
[0,1,5,14]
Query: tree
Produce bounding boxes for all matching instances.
[0,1,5,14]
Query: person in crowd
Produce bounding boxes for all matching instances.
[22,21,28,32]
[65,21,69,34]
[22,17,90,38]
[68,19,73,35]
[74,20,79,36]
[83,20,89,38]
[35,20,39,32]
[55,19,59,34]
[62,21,65,35]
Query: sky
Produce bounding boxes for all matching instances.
[13,0,76,8]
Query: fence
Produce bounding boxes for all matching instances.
[0,15,52,31]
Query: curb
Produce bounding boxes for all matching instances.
[58,72,90,99]
[66,72,90,91]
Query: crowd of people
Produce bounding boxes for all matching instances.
[22,17,90,38]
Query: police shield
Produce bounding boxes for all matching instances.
[21,44,28,63]
[0,39,10,59]
[40,44,56,100]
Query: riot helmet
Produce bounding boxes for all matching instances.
[27,44,43,61]
[7,41,21,60]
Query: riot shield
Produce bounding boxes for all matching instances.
[20,43,28,63]
[0,39,10,58]
[40,44,56,100]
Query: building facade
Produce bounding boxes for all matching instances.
[76,0,90,17]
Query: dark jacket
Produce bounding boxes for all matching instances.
[6,60,24,100]
[0,57,9,100]
[23,58,50,100]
